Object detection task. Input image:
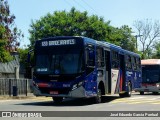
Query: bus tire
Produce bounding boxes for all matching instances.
[94,89,102,103]
[119,93,125,98]
[125,83,132,97]
[140,92,144,95]
[52,97,63,103]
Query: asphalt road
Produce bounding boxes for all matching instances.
[0,92,160,120]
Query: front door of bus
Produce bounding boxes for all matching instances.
[105,50,111,94]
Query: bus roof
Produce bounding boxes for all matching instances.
[98,41,140,57]
[141,59,160,65]
[36,36,140,57]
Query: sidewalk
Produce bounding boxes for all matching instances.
[0,93,52,101]
[0,93,36,100]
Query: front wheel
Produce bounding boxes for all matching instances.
[52,97,63,103]
[94,89,102,103]
[140,91,144,95]
[119,83,132,97]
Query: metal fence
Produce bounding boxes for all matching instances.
[0,78,32,96]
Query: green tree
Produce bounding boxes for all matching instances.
[0,0,23,62]
[29,7,110,47]
[152,42,160,58]
[119,25,136,52]
[107,25,136,52]
[29,7,136,52]
[0,25,11,62]
[17,48,29,65]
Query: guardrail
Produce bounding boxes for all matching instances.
[0,78,32,96]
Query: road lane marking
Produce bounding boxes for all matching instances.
[110,96,160,104]
[128,97,145,99]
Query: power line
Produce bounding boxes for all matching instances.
[64,0,99,16]
[81,0,98,14]
[73,0,87,11]
[64,0,73,8]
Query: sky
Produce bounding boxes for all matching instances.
[8,0,160,48]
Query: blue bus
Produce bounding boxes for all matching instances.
[30,36,142,103]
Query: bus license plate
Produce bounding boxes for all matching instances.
[50,91,58,94]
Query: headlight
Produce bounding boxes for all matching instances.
[78,81,83,86]
[72,84,78,90]
[72,81,83,90]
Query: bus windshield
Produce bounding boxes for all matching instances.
[35,42,84,75]
[142,65,160,83]
[36,53,83,74]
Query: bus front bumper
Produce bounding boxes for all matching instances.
[32,85,90,98]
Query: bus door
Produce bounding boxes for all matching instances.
[111,51,119,94]
[96,47,105,90]
[120,54,126,92]
[105,50,111,94]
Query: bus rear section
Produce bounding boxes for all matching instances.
[135,59,160,95]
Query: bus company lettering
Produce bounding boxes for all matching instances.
[41,39,75,46]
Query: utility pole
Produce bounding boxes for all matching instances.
[135,35,142,50]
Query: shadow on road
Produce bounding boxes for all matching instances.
[16,96,119,107]
[133,92,160,96]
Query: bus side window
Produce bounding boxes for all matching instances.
[85,44,95,75]
[126,55,132,70]
[96,47,104,67]
[111,51,119,69]
[136,57,141,71]
[85,44,95,67]
[132,57,137,70]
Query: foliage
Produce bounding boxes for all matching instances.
[29,7,111,47]
[0,0,23,62]
[29,8,134,51]
[17,48,28,64]
[152,42,160,58]
[29,7,137,52]
[107,25,136,52]
[0,25,12,62]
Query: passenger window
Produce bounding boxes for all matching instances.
[126,55,132,69]
[86,44,95,67]
[96,47,104,67]
[111,51,119,69]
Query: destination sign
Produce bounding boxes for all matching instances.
[41,39,75,46]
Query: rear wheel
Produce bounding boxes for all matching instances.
[119,82,132,97]
[119,93,125,98]
[52,97,63,103]
[125,83,132,97]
